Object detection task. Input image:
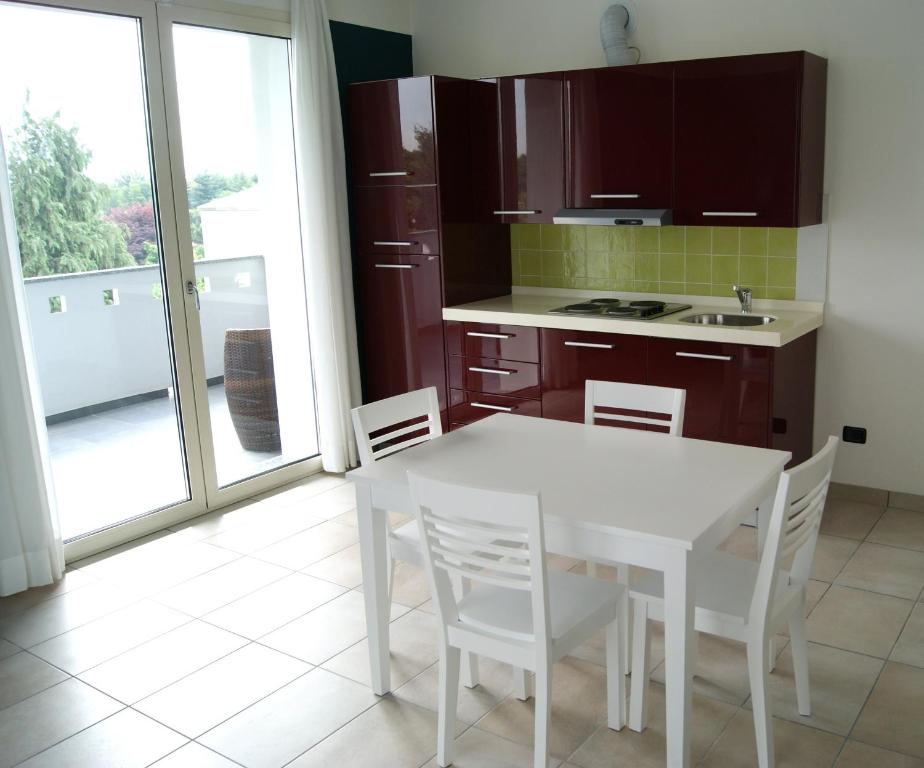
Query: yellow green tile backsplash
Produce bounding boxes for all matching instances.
[510,224,798,300]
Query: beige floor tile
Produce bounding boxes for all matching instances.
[155,556,292,616]
[889,493,924,514]
[0,651,68,710]
[203,572,345,639]
[78,620,248,703]
[296,486,357,521]
[0,580,136,648]
[260,590,409,664]
[778,580,829,638]
[718,525,759,560]
[253,473,348,504]
[29,600,190,674]
[828,482,889,507]
[288,695,458,768]
[0,639,18,661]
[135,643,310,738]
[71,530,178,572]
[754,641,883,736]
[835,740,924,767]
[0,570,96,620]
[17,708,186,768]
[700,708,843,767]
[891,603,924,668]
[253,521,359,570]
[421,726,561,768]
[302,542,364,588]
[807,535,859,583]
[806,585,913,657]
[322,608,440,689]
[199,668,377,768]
[149,742,241,767]
[869,509,924,552]
[169,497,280,540]
[0,678,122,768]
[836,543,924,599]
[476,656,609,760]
[202,506,325,555]
[652,631,755,706]
[395,656,522,726]
[852,662,924,758]
[355,560,432,609]
[821,499,885,540]
[568,682,736,768]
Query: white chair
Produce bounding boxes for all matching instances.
[351,388,526,695]
[408,472,627,768]
[584,380,687,667]
[629,436,839,768]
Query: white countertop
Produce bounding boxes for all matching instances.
[442,289,823,347]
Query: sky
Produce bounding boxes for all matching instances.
[0,1,283,185]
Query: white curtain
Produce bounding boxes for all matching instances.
[0,128,64,596]
[291,0,362,473]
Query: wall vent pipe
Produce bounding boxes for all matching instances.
[600,3,640,66]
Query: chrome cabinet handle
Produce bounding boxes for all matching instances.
[468,366,512,376]
[590,193,639,199]
[466,332,513,339]
[701,211,758,217]
[493,210,540,215]
[564,341,615,349]
[676,351,734,361]
[373,240,417,246]
[470,402,514,412]
[369,171,411,177]
[374,263,417,269]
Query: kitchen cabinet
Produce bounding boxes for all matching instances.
[673,51,827,227]
[450,389,542,427]
[540,329,647,423]
[449,356,541,400]
[354,186,440,255]
[567,63,674,210]
[445,321,540,363]
[496,72,565,224]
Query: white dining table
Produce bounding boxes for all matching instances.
[346,413,790,767]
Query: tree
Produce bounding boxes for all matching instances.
[8,109,134,277]
[106,201,157,264]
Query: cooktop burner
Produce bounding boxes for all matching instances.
[548,297,692,321]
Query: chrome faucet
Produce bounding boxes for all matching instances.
[733,285,752,314]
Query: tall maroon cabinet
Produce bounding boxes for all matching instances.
[347,76,510,423]
[673,51,827,226]
[566,64,674,209]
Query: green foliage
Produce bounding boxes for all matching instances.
[8,109,134,277]
[186,172,256,209]
[141,241,159,265]
[101,172,152,211]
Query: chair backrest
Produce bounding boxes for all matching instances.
[585,380,686,435]
[749,436,839,629]
[351,387,442,466]
[407,472,551,649]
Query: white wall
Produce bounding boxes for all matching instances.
[411,0,924,495]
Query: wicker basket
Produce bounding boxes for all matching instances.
[223,328,281,453]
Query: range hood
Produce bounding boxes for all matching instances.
[552,208,672,226]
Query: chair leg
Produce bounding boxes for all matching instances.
[617,563,631,672]
[629,599,650,732]
[437,643,461,768]
[533,661,553,768]
[747,636,775,768]
[450,573,480,688]
[513,666,531,701]
[789,610,812,716]
[767,636,777,673]
[606,615,626,730]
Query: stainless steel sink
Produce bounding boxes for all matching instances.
[680,313,776,327]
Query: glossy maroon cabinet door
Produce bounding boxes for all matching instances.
[674,52,820,227]
[449,357,540,400]
[348,77,436,187]
[497,73,565,224]
[460,322,539,363]
[540,329,647,423]
[449,389,542,426]
[647,338,771,447]
[567,63,673,209]
[357,254,446,416]
[354,186,440,255]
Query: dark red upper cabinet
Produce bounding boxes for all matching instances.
[567,63,673,210]
[674,52,827,227]
[354,186,440,255]
[497,73,565,224]
[348,77,436,187]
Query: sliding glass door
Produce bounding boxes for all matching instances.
[0,0,319,555]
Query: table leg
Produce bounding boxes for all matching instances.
[356,482,391,695]
[663,551,694,768]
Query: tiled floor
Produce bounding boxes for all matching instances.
[2,476,924,767]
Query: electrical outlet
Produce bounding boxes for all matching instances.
[842,426,867,444]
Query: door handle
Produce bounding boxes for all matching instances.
[185,279,200,310]
[466,332,513,339]
[701,211,758,217]
[493,210,540,215]
[471,402,514,412]
[369,171,412,177]
[564,341,615,349]
[373,241,418,247]
[590,194,639,199]
[374,263,418,269]
[468,366,513,376]
[675,351,734,361]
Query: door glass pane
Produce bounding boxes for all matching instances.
[0,2,190,539]
[172,25,319,488]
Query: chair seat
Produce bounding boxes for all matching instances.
[630,551,796,626]
[457,569,623,644]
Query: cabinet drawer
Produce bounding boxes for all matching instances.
[456,323,539,362]
[355,186,440,255]
[449,356,540,399]
[450,389,542,425]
